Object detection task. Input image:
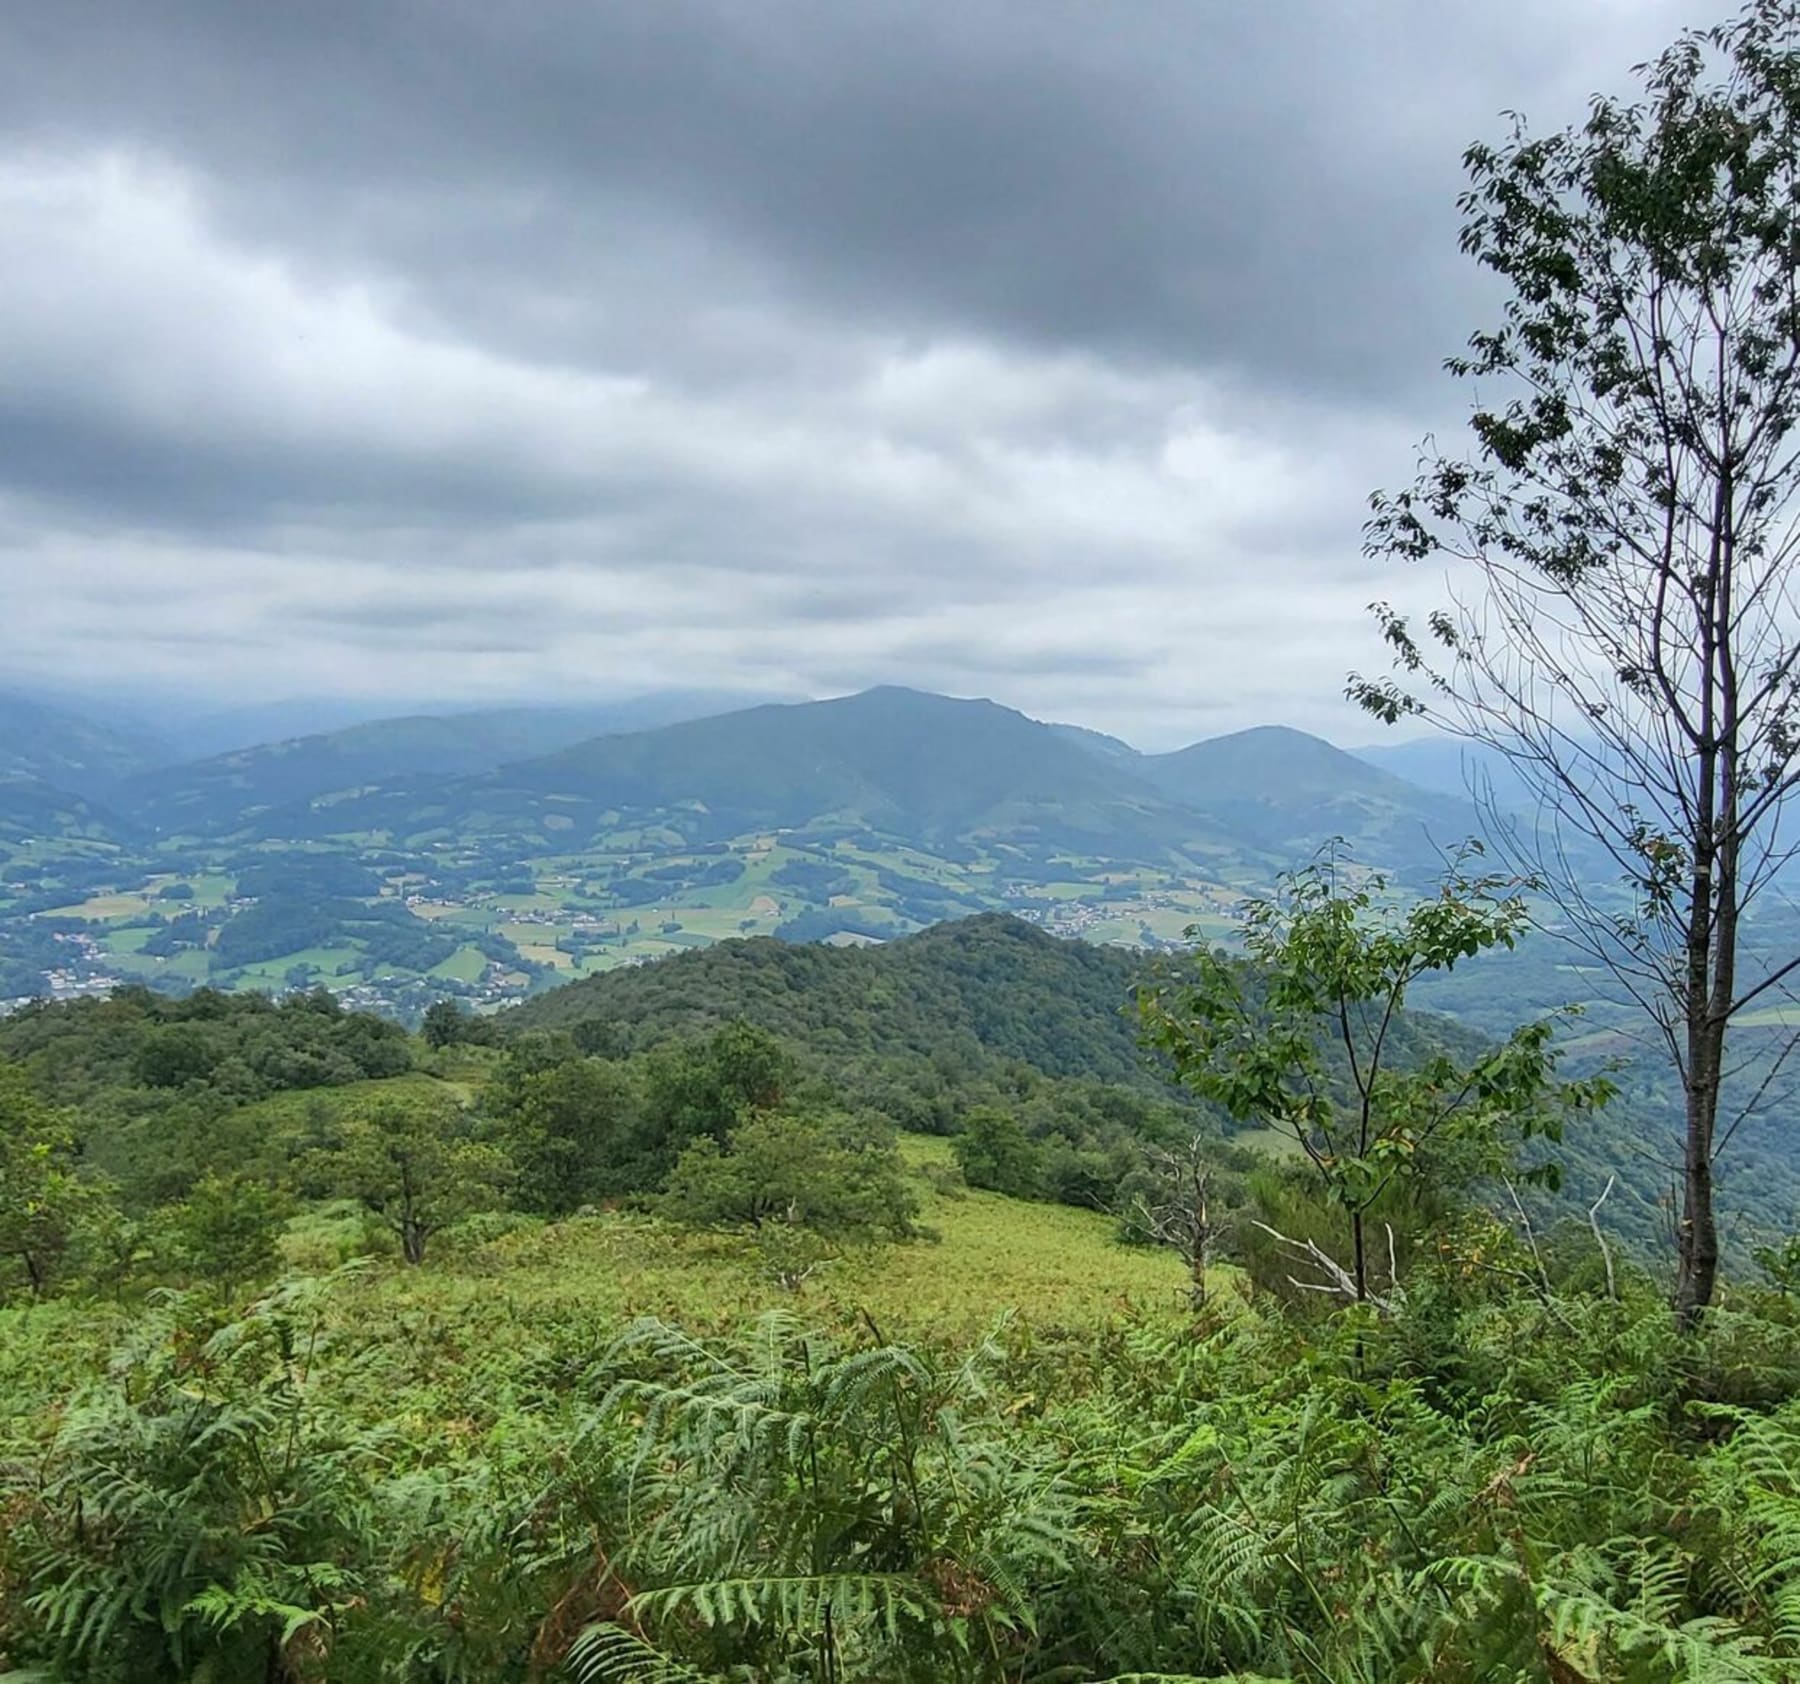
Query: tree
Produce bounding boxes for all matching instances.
[951,1106,1044,1200]
[1352,3,1800,1325]
[1125,1133,1221,1311]
[1140,857,1608,1309]
[661,1111,919,1241]
[489,1055,641,1213]
[643,1020,791,1137]
[421,999,469,1049]
[162,1172,289,1295]
[308,1096,510,1265]
[0,1063,94,1298]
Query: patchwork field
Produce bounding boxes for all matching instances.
[5,821,1245,1017]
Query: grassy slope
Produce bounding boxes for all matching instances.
[298,1159,1188,1346]
[0,1138,1189,1453]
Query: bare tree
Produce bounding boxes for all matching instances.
[1130,1134,1217,1311]
[1353,3,1800,1327]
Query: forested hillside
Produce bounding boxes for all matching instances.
[508,913,1166,1083]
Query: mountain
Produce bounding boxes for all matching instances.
[150,687,787,763]
[501,688,1199,849]
[0,693,172,800]
[1138,725,1481,870]
[0,685,1490,1021]
[118,694,789,836]
[1046,721,1140,765]
[119,689,1469,873]
[214,687,1235,861]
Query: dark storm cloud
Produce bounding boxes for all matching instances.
[0,0,1697,741]
[0,0,1684,394]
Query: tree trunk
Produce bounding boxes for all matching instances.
[1350,1209,1367,1305]
[1675,1087,1718,1331]
[401,1220,427,1266]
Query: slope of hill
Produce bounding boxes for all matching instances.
[501,687,1203,850]
[119,695,780,835]
[210,687,1235,862]
[0,774,129,856]
[1351,734,1538,808]
[509,911,1161,1084]
[0,693,172,800]
[508,910,1486,1091]
[1139,725,1480,869]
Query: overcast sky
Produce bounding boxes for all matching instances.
[0,0,1699,748]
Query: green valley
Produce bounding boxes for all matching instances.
[0,686,1475,1017]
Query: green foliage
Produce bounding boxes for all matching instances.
[0,1062,99,1299]
[6,1194,1800,1681]
[158,1172,290,1296]
[1143,855,1612,1304]
[4,1278,389,1683]
[510,914,1167,1091]
[661,1111,920,1240]
[304,1096,511,1264]
[485,1051,643,1213]
[952,1106,1045,1200]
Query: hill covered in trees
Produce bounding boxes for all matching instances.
[507,912,1168,1083]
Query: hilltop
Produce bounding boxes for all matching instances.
[509,911,1163,1085]
[1137,724,1479,868]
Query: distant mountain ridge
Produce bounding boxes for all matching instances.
[112,693,791,834]
[4,683,1478,877]
[1136,725,1480,869]
[0,693,171,801]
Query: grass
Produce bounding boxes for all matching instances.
[42,891,153,919]
[229,946,363,987]
[232,1072,475,1136]
[0,1124,1190,1457]
[428,946,489,983]
[305,1159,1190,1346]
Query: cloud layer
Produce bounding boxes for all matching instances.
[0,0,1692,746]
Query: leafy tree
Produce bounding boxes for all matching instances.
[635,1019,794,1181]
[307,1096,510,1264]
[421,998,469,1049]
[162,1172,290,1295]
[661,1111,919,1240]
[1353,2,1800,1326]
[489,1054,642,1213]
[1142,857,1610,1307]
[134,1022,220,1089]
[0,1063,95,1298]
[951,1105,1044,1200]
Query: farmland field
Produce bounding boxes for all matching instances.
[5,818,1245,1018]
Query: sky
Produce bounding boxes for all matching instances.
[0,0,1699,749]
